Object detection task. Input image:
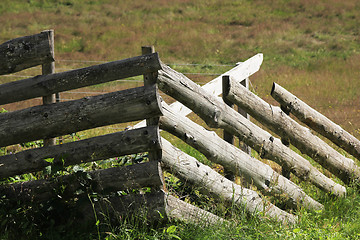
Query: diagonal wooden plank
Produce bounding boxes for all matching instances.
[134,53,263,128]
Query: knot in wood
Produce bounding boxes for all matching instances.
[23,41,31,51]
[212,108,222,125]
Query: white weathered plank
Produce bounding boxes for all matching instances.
[160,101,326,208]
[156,63,341,198]
[161,138,298,225]
[134,53,263,128]
[272,82,360,164]
[227,78,358,187]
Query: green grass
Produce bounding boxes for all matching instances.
[1,0,360,66]
[1,0,360,239]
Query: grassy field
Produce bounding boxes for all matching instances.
[1,0,360,239]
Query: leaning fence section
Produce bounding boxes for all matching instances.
[150,45,359,223]
[2,31,360,231]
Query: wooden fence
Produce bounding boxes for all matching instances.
[0,31,225,230]
[151,46,359,223]
[224,78,360,185]
[2,30,360,230]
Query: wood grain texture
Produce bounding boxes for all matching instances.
[0,53,161,105]
[142,46,162,162]
[222,75,235,180]
[0,126,161,178]
[0,85,162,147]
[0,30,54,75]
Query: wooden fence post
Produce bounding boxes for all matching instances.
[237,77,251,155]
[141,46,165,192]
[223,75,251,182]
[280,106,291,179]
[142,46,162,162]
[222,75,235,181]
[41,30,56,146]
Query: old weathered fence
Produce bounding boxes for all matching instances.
[0,31,166,227]
[0,30,54,75]
[3,31,359,230]
[132,52,300,223]
[0,31,226,229]
[0,30,57,145]
[271,83,360,172]
[157,62,345,195]
[147,49,355,222]
[224,78,360,186]
[159,101,321,209]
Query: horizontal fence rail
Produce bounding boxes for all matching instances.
[0,161,163,203]
[0,85,162,147]
[0,30,54,75]
[0,52,161,105]
[0,126,161,178]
